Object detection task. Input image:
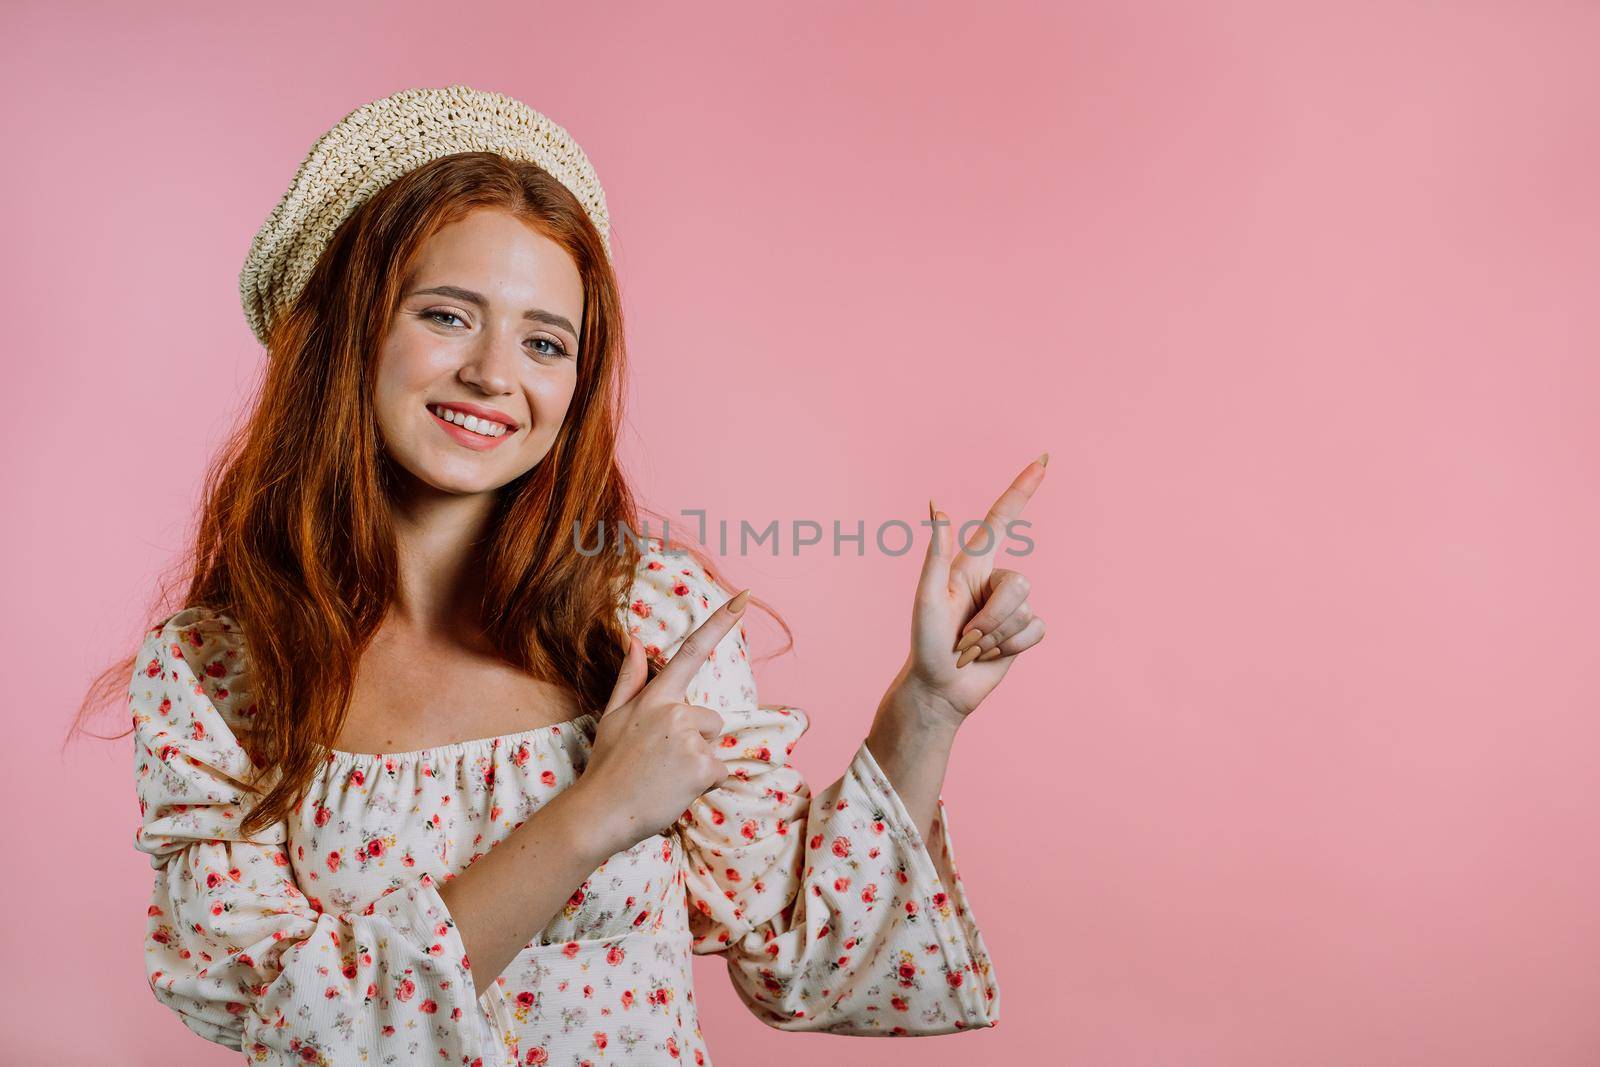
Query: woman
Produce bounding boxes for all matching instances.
[115,85,1045,1065]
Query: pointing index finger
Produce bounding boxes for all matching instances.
[648,588,751,700]
[961,453,1049,559]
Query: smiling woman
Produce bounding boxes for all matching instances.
[82,84,1013,1066]
[375,210,584,476]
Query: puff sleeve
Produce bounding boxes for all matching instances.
[129,608,501,1062]
[623,540,1002,1036]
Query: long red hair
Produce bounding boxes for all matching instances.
[71,151,789,838]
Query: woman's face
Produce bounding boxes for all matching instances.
[373,207,585,499]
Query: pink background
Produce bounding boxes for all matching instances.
[6,1,1598,1063]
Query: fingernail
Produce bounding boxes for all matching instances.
[728,589,750,614]
[1038,451,1049,467]
[956,644,981,668]
[929,497,938,522]
[978,646,1002,661]
[955,628,983,653]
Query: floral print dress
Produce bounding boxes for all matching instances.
[130,538,1001,1065]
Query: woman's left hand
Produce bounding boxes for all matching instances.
[889,454,1049,728]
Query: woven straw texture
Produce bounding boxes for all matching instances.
[238,84,611,346]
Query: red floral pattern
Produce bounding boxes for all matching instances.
[131,539,999,1064]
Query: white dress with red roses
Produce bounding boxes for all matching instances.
[130,538,1000,1065]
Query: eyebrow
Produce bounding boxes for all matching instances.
[410,285,580,342]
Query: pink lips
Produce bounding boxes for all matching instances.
[429,407,515,452]
[429,399,519,430]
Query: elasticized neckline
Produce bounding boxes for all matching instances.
[326,713,598,765]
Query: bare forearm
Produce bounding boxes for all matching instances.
[864,686,962,845]
[436,785,617,993]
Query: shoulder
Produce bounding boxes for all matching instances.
[130,604,257,755]
[131,606,277,856]
[620,537,739,668]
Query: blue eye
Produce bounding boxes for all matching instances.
[421,311,574,359]
[528,336,572,358]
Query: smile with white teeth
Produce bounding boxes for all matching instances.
[429,404,511,438]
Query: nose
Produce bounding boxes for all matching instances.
[456,319,519,395]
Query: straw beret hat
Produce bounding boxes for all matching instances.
[238,84,612,347]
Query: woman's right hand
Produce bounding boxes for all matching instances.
[574,587,752,857]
